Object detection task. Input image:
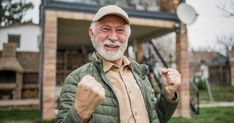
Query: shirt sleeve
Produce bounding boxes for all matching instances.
[155,88,179,123]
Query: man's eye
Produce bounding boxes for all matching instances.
[101,28,110,32]
[117,29,125,33]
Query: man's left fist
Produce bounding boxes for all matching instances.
[161,68,181,100]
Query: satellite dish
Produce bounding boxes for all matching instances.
[176,3,198,25]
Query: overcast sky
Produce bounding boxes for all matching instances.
[22,0,234,52]
[187,0,234,51]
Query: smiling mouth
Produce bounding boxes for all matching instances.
[104,44,120,49]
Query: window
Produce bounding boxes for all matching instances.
[8,34,21,48]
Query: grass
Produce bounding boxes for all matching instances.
[169,107,234,123]
[0,85,233,123]
[199,85,234,102]
[0,109,39,121]
[1,107,234,123]
[0,109,53,123]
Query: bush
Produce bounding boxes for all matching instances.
[197,79,206,90]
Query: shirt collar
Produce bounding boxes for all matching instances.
[102,55,132,72]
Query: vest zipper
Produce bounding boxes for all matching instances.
[100,72,121,123]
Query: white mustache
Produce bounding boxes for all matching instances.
[103,40,121,47]
[91,37,128,61]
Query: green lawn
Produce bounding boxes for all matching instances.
[199,85,234,102]
[0,109,39,121]
[1,107,234,123]
[169,107,234,123]
[0,109,53,123]
[0,85,233,123]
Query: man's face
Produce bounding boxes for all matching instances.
[89,15,130,61]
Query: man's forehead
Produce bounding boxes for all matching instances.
[96,22,128,29]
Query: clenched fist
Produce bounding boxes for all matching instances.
[75,75,105,122]
[161,68,181,100]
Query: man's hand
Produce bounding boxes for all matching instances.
[161,68,181,100]
[75,75,105,122]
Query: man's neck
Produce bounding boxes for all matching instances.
[110,58,123,67]
[95,52,124,67]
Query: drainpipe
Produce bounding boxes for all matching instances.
[38,0,47,121]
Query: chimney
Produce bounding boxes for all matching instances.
[0,43,23,72]
[0,43,23,99]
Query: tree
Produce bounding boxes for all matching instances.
[216,0,234,17]
[0,0,33,27]
[216,34,234,61]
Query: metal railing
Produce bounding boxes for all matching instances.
[52,0,160,12]
[144,40,200,115]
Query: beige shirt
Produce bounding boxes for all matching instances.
[103,57,150,123]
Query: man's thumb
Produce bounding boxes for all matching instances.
[161,68,169,86]
[161,68,168,74]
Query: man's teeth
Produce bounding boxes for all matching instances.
[105,45,119,48]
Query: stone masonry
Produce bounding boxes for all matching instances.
[175,24,191,118]
[42,11,57,120]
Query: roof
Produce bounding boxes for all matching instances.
[190,51,227,66]
[44,1,179,22]
[0,22,38,29]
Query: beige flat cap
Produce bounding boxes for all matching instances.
[92,5,129,24]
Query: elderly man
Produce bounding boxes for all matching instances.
[56,5,181,123]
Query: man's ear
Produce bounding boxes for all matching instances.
[88,28,94,41]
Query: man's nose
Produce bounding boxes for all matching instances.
[108,31,118,42]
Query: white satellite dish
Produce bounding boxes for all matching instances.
[176,3,198,25]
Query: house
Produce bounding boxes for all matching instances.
[189,51,229,86]
[40,0,190,120]
[230,46,234,86]
[0,22,40,52]
[0,23,40,102]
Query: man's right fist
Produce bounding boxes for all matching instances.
[75,75,105,122]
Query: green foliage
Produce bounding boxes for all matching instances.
[197,79,206,90]
[0,0,34,26]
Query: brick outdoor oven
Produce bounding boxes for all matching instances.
[0,43,23,99]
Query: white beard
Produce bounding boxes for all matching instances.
[91,37,128,61]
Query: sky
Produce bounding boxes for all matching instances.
[22,0,40,24]
[22,0,234,53]
[187,0,234,51]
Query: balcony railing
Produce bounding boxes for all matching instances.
[43,0,179,22]
[52,0,160,12]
